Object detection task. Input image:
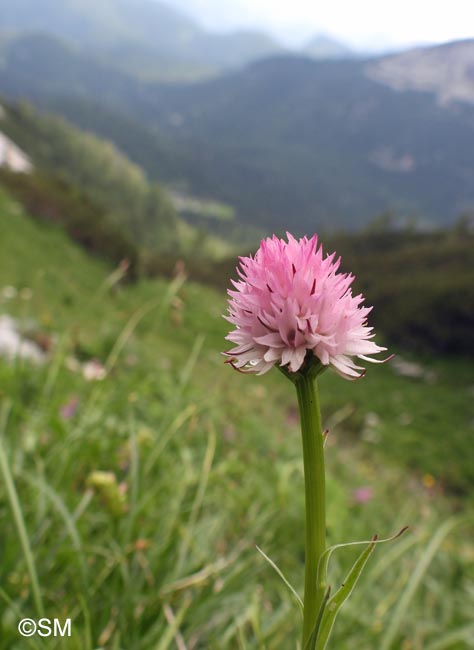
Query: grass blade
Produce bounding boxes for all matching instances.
[23,474,89,588]
[381,514,473,650]
[425,622,474,650]
[155,597,191,650]
[176,423,216,575]
[0,402,44,617]
[0,587,43,650]
[106,274,185,373]
[256,545,304,614]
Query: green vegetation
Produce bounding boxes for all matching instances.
[1,98,471,361]
[0,101,242,269]
[170,192,235,223]
[0,102,178,251]
[331,226,474,356]
[0,187,473,649]
[0,0,281,81]
[0,170,140,277]
[0,14,472,647]
[131,55,474,231]
[2,37,474,233]
[166,224,474,359]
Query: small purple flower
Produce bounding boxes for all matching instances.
[59,396,79,420]
[353,486,374,504]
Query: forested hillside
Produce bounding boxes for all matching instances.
[1,35,473,232]
[1,102,178,250]
[0,0,282,80]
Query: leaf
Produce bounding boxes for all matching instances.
[316,527,409,599]
[304,587,331,650]
[315,535,378,650]
[305,528,409,650]
[256,546,304,614]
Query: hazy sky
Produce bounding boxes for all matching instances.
[168,0,474,49]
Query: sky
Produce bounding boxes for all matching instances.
[168,0,474,50]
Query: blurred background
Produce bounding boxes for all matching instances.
[0,1,473,648]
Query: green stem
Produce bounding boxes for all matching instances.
[295,374,326,647]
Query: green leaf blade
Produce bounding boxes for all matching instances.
[315,536,377,650]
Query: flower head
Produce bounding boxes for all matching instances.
[224,233,389,380]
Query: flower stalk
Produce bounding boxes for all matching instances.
[224,232,400,648]
[295,372,327,647]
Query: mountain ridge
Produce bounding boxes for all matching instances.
[367,38,474,106]
[0,0,285,80]
[304,34,354,59]
[0,32,473,233]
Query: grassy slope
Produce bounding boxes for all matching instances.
[0,101,237,269]
[0,101,179,252]
[1,188,473,649]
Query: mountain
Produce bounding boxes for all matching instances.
[304,34,354,60]
[0,34,473,233]
[0,0,283,80]
[0,100,179,254]
[138,54,474,231]
[367,39,474,105]
[0,33,134,101]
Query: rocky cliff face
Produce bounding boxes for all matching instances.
[0,110,33,173]
[366,39,474,106]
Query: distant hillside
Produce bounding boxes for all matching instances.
[1,36,473,233]
[0,101,179,253]
[304,34,353,59]
[0,0,283,80]
[0,100,239,272]
[0,33,143,102]
[128,46,474,231]
[367,39,474,106]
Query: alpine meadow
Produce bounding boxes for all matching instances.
[0,1,473,649]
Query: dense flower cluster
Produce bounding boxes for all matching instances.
[224,233,388,380]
